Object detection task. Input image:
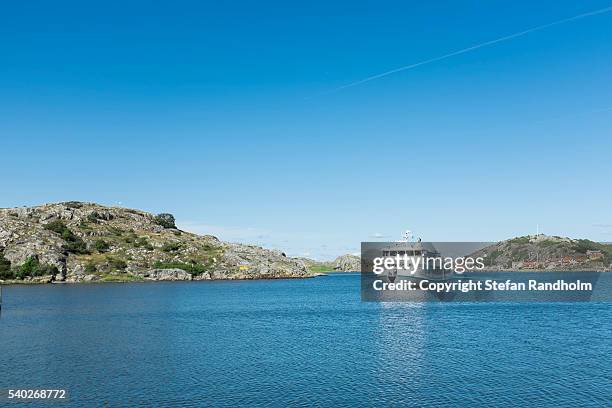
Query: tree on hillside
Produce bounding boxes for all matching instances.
[154,213,176,229]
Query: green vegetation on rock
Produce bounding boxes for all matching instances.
[0,252,12,279]
[94,239,110,253]
[86,212,99,223]
[100,273,143,282]
[63,201,84,209]
[508,236,530,245]
[15,257,58,279]
[85,261,97,273]
[1,253,58,280]
[133,237,154,250]
[485,250,502,266]
[573,239,601,254]
[161,242,181,252]
[44,220,89,254]
[107,256,127,272]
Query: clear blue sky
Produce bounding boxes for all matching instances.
[1,1,611,259]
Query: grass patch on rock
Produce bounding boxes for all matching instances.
[307,264,333,273]
[99,273,143,282]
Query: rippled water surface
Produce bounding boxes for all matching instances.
[1,273,610,407]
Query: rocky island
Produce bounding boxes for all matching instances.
[471,234,612,271]
[0,202,316,283]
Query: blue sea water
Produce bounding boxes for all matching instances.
[0,273,610,407]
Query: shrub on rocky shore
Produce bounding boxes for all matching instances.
[15,256,58,279]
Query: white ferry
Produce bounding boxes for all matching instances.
[380,231,449,282]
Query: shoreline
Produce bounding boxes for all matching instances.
[0,272,332,286]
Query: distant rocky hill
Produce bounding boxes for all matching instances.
[0,202,313,283]
[300,254,361,273]
[470,234,612,270]
[331,254,361,271]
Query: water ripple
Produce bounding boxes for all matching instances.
[0,275,610,407]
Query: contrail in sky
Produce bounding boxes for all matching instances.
[329,5,612,93]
